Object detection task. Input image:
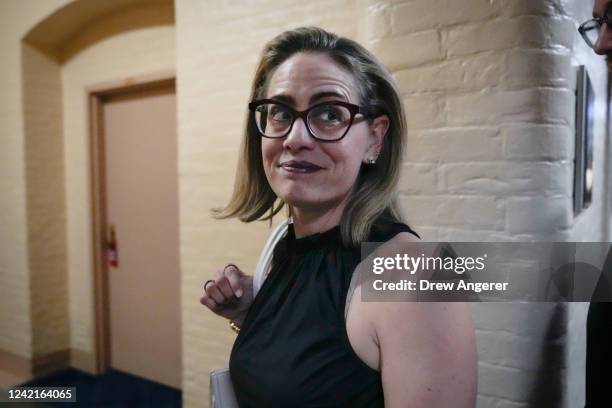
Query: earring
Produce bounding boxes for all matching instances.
[367,157,376,165]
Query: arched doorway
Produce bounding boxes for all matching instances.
[21,0,178,387]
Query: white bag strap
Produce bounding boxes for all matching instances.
[252,218,291,297]
[252,217,360,323]
[344,268,361,322]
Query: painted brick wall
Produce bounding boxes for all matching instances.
[366,0,575,243]
[0,0,72,361]
[22,42,70,358]
[362,0,606,407]
[372,2,574,406]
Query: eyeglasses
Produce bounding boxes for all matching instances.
[248,99,368,142]
[578,8,612,49]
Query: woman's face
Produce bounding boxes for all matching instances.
[260,52,388,213]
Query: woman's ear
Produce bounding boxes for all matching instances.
[365,115,390,161]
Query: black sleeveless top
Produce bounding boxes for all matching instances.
[229,221,419,407]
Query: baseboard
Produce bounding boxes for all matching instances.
[32,349,70,377]
[0,347,80,387]
[70,348,97,375]
[0,348,31,381]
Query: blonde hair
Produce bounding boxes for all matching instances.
[213,27,407,247]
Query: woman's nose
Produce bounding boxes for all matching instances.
[282,117,315,151]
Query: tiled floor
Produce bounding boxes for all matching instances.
[3,368,182,407]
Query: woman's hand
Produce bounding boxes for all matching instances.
[200,264,254,326]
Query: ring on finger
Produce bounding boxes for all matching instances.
[223,263,238,273]
[204,279,215,291]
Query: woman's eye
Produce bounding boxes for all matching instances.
[270,108,291,122]
[317,106,342,122]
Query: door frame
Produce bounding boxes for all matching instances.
[87,72,176,374]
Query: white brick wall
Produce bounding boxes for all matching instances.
[364,0,605,407]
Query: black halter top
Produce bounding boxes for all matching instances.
[229,221,419,407]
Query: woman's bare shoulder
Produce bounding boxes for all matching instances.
[350,229,477,405]
[372,228,421,256]
[374,301,477,406]
[389,230,421,244]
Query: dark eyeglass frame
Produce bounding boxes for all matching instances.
[578,9,612,49]
[248,99,369,142]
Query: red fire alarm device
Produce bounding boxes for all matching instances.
[107,225,118,268]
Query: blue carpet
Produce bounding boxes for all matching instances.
[16,368,182,407]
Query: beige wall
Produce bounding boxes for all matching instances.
[23,41,69,360]
[0,0,175,375]
[62,15,175,368]
[0,0,73,360]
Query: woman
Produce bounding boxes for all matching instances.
[200,27,477,407]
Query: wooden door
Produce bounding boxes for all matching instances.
[102,83,180,389]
